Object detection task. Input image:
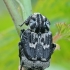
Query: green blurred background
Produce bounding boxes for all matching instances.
[0,0,70,70]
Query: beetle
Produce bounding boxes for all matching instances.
[19,13,56,70]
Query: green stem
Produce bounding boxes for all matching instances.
[3,0,32,36]
[3,0,23,35]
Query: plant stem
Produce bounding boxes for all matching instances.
[3,0,32,36]
[3,0,23,35]
[53,33,61,42]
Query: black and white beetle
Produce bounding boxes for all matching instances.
[19,13,56,70]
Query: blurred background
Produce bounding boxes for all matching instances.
[0,0,70,70]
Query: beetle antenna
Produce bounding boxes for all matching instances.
[19,16,31,27]
[19,21,25,27]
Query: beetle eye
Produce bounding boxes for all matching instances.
[44,18,47,22]
[32,18,36,21]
